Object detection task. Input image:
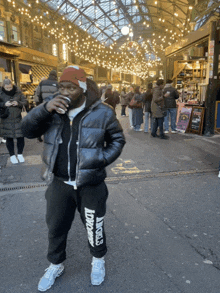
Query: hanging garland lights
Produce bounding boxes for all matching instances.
[6,0,190,79]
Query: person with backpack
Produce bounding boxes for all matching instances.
[35,70,59,105]
[35,71,59,141]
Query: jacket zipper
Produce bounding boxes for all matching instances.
[67,119,74,186]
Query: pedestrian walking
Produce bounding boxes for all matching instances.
[151,79,169,139]
[102,84,119,113]
[131,86,144,132]
[35,70,59,105]
[120,87,128,116]
[163,79,179,133]
[35,70,59,142]
[0,78,27,163]
[21,65,126,292]
[125,86,135,128]
[142,83,153,133]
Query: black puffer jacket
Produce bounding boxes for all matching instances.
[35,76,59,104]
[163,84,179,108]
[21,79,126,187]
[0,86,27,138]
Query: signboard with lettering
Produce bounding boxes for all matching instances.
[176,107,192,133]
[188,106,205,135]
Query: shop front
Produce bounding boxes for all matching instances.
[17,47,58,106]
[164,20,220,135]
[0,41,20,86]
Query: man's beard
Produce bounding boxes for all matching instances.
[69,94,84,109]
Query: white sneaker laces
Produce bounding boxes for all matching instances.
[44,265,60,280]
[92,259,105,272]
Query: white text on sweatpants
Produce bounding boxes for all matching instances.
[85,208,104,247]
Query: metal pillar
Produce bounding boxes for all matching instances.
[204,21,220,136]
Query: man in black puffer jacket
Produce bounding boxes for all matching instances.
[21,66,126,292]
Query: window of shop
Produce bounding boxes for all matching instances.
[63,43,68,61]
[0,20,7,41]
[52,44,57,56]
[11,25,20,44]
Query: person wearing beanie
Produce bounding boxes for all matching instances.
[21,65,126,292]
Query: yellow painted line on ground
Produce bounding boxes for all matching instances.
[111,166,151,174]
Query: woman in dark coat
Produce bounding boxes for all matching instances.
[132,86,144,131]
[0,79,27,164]
[120,87,127,116]
[142,83,153,133]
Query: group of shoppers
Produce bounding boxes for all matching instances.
[118,79,179,138]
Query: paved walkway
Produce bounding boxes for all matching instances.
[1,105,220,293]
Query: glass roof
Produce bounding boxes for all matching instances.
[40,0,220,49]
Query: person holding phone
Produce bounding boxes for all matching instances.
[0,78,27,164]
[21,66,126,292]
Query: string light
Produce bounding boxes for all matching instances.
[7,0,184,79]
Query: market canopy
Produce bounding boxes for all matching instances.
[40,0,220,51]
[8,0,220,78]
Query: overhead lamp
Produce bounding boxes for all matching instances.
[121,26,129,35]
[129,32,134,37]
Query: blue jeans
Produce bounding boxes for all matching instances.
[164,108,177,131]
[144,112,153,132]
[128,108,133,127]
[134,125,141,131]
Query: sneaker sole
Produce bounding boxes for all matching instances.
[91,273,105,286]
[38,268,64,292]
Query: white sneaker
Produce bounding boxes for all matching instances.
[0,138,6,143]
[10,155,18,164]
[218,172,220,178]
[91,257,105,286]
[38,263,64,292]
[17,154,25,163]
[164,131,169,134]
[136,129,143,132]
[171,130,177,133]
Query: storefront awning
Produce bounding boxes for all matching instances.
[0,45,20,57]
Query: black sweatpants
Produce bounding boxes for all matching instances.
[6,137,25,156]
[45,176,109,265]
